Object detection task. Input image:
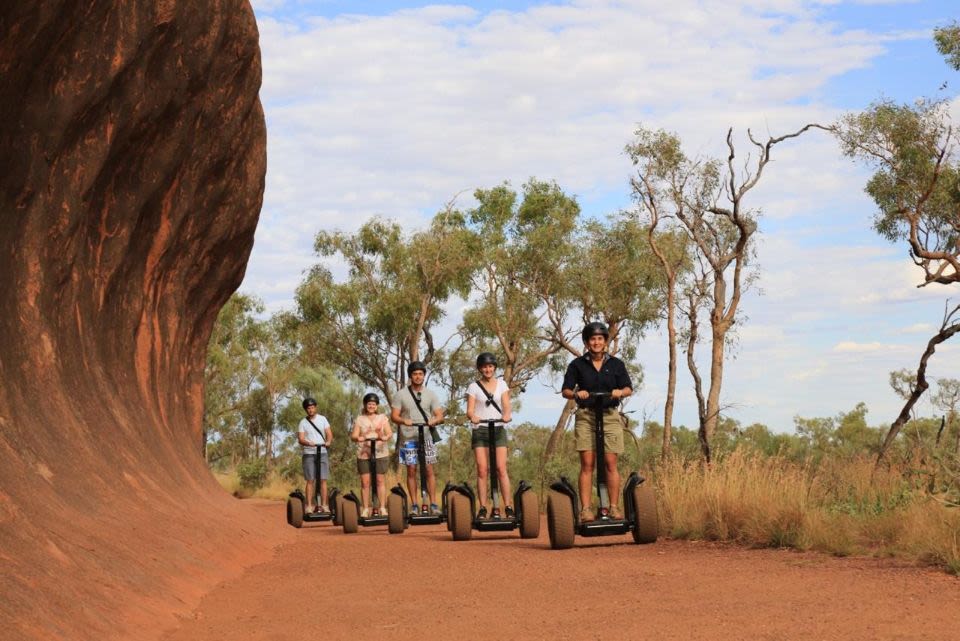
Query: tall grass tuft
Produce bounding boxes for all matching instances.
[655,449,960,573]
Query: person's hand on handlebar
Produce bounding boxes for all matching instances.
[575,390,590,401]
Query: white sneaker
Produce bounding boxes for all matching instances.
[380,506,388,516]
[361,507,371,518]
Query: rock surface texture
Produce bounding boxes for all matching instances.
[0,3,289,639]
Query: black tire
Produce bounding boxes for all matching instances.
[333,494,345,526]
[287,497,304,529]
[387,494,405,534]
[342,501,359,534]
[518,490,540,539]
[546,490,575,550]
[450,493,472,541]
[631,481,658,544]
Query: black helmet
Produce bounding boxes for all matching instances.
[302,397,317,410]
[581,321,609,343]
[475,352,497,369]
[407,360,427,375]
[362,392,379,405]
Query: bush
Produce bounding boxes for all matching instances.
[236,458,268,490]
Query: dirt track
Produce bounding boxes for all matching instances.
[163,500,959,641]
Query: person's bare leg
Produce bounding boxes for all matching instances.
[319,479,328,509]
[406,465,418,507]
[474,447,489,509]
[578,451,595,511]
[426,464,437,506]
[605,452,620,511]
[305,479,316,512]
[360,472,371,511]
[495,446,512,507]
[375,473,386,510]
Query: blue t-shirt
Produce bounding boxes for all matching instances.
[298,415,329,455]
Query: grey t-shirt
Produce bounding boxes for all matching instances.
[298,415,329,455]
[392,387,442,440]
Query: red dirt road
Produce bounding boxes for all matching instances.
[164,501,959,641]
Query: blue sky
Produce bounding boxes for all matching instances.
[243,0,959,432]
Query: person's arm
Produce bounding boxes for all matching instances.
[611,361,633,401]
[391,404,411,427]
[561,362,588,400]
[379,415,393,441]
[350,419,362,443]
[501,385,512,423]
[323,423,334,448]
[466,389,477,424]
[297,429,314,447]
[430,391,445,426]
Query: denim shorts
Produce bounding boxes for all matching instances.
[302,450,330,480]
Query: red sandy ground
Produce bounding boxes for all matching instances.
[163,500,959,641]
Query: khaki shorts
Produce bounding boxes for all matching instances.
[356,457,389,475]
[574,408,625,454]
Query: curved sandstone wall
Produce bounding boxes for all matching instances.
[0,3,289,639]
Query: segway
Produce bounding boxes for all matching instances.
[546,392,658,549]
[286,447,340,528]
[447,420,540,541]
[386,423,447,533]
[341,438,390,533]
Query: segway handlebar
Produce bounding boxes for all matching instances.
[471,419,511,426]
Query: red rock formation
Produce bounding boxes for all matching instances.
[0,3,290,639]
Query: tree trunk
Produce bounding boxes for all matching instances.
[878,319,960,463]
[662,282,677,461]
[685,291,709,462]
[702,325,726,461]
[542,398,577,467]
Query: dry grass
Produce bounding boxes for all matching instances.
[655,450,960,574]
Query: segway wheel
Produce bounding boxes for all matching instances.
[546,491,575,550]
[333,494,345,526]
[387,493,405,534]
[450,493,472,541]
[342,501,359,534]
[518,490,540,539]
[287,497,304,529]
[631,481,659,544]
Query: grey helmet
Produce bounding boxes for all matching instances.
[302,397,317,410]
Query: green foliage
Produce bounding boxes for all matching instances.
[297,210,479,403]
[236,458,268,490]
[934,22,960,71]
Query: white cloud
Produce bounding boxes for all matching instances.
[238,1,959,430]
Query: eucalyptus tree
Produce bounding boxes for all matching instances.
[203,293,266,463]
[832,30,960,462]
[461,180,580,392]
[625,125,814,462]
[296,208,478,408]
[626,129,699,460]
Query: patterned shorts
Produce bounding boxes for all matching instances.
[399,439,437,466]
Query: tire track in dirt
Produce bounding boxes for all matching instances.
[165,501,960,641]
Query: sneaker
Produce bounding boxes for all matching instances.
[609,504,623,519]
[411,504,419,515]
[579,506,596,523]
[477,506,488,519]
[430,503,440,515]
[380,506,388,517]
[361,507,371,518]
[319,505,329,513]
[505,506,515,519]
